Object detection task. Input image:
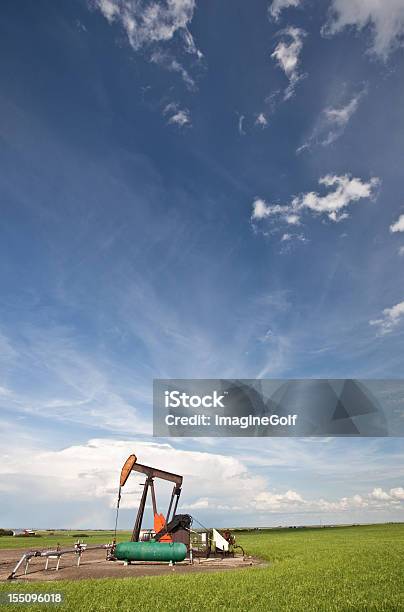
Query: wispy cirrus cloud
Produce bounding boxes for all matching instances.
[151,50,196,90]
[252,174,380,242]
[297,90,365,153]
[271,27,306,100]
[94,0,200,53]
[0,325,151,435]
[278,232,308,254]
[93,0,202,90]
[238,114,246,136]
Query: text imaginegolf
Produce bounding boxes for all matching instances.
[165,414,298,429]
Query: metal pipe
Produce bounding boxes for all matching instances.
[8,544,113,580]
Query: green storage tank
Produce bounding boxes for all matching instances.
[115,541,187,563]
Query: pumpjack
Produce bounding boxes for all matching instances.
[117,454,192,546]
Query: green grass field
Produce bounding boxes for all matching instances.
[1,524,403,611]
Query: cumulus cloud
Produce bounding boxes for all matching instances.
[252,199,285,221]
[271,27,306,100]
[269,0,302,22]
[323,0,404,58]
[390,214,404,233]
[390,487,404,500]
[297,92,364,152]
[299,175,379,217]
[163,102,191,127]
[0,439,266,513]
[253,489,303,510]
[369,301,404,335]
[315,494,367,512]
[94,0,199,52]
[252,174,379,241]
[253,488,404,513]
[370,487,391,501]
[2,438,402,524]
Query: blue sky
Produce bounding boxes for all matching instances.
[1,0,404,529]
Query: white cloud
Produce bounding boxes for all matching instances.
[0,439,268,514]
[325,97,360,127]
[323,0,404,58]
[184,498,210,510]
[315,494,369,512]
[255,113,268,128]
[391,487,404,500]
[252,198,285,220]
[300,175,379,216]
[238,114,246,136]
[253,489,303,510]
[390,214,404,233]
[169,110,191,127]
[93,0,202,90]
[269,0,302,22]
[398,246,404,256]
[251,174,379,239]
[369,300,404,335]
[181,27,203,59]
[1,437,403,525]
[0,326,151,436]
[286,214,300,225]
[151,50,196,89]
[370,487,391,501]
[279,232,307,253]
[94,0,199,53]
[252,487,404,513]
[280,231,305,242]
[95,0,119,22]
[298,92,364,152]
[163,102,191,127]
[271,27,306,100]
